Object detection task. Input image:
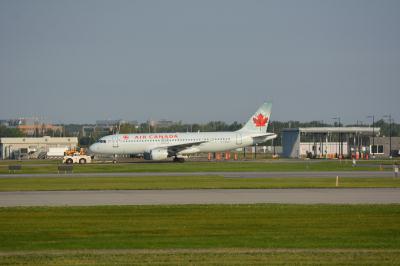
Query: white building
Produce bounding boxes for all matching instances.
[0,137,78,159]
[282,127,380,158]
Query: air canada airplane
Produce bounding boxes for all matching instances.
[89,102,277,162]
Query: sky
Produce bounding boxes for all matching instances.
[0,0,399,125]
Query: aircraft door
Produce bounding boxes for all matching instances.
[112,135,119,148]
[236,133,242,145]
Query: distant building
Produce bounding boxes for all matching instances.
[80,120,139,137]
[96,119,125,128]
[0,137,78,160]
[370,137,400,157]
[81,126,95,137]
[0,118,63,137]
[17,124,63,136]
[155,119,175,128]
[95,119,125,134]
[282,127,380,158]
[0,118,26,127]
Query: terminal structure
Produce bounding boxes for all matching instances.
[0,137,78,160]
[282,127,380,159]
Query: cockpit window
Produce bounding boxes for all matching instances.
[98,140,106,143]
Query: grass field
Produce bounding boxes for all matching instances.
[0,176,399,191]
[1,160,399,264]
[1,249,399,265]
[0,159,60,165]
[0,204,399,265]
[0,160,397,174]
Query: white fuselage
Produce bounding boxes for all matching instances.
[89,131,275,156]
[89,101,276,160]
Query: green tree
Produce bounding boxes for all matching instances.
[79,136,95,147]
[119,123,137,134]
[0,125,25,137]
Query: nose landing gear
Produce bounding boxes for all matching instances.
[173,157,185,163]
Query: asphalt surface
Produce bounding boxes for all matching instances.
[0,171,396,178]
[1,188,399,206]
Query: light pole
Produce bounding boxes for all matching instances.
[332,117,341,158]
[367,115,375,157]
[356,120,364,155]
[271,122,276,156]
[319,120,325,158]
[383,115,393,158]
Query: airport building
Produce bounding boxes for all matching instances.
[282,127,380,158]
[80,120,139,137]
[16,124,63,136]
[370,136,400,157]
[0,137,78,160]
[1,118,64,137]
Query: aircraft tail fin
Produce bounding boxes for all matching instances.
[238,102,272,133]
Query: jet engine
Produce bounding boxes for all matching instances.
[143,148,169,160]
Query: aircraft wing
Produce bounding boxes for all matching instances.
[165,141,207,155]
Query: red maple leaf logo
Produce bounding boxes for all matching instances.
[122,135,129,140]
[253,113,268,127]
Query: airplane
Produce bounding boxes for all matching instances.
[89,102,277,162]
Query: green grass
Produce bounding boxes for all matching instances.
[0,204,399,251]
[0,160,396,174]
[0,159,60,165]
[1,249,399,265]
[1,204,399,265]
[0,176,399,191]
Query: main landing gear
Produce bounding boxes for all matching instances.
[173,157,185,163]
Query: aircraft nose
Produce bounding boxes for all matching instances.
[88,143,98,153]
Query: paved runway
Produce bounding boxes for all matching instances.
[0,171,395,178]
[1,188,399,206]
